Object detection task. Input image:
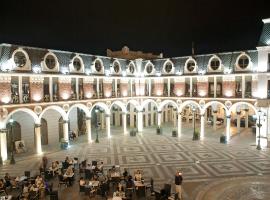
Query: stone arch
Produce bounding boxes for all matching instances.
[229,102,258,117]
[179,100,201,113]
[141,99,158,109]
[126,99,140,110]
[67,103,90,117]
[4,108,39,125]
[90,102,110,115]
[158,100,179,112]
[110,100,127,113]
[203,101,228,115]
[39,105,68,121]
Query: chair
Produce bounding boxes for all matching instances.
[58,175,67,188]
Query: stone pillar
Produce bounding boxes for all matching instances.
[0,129,8,161]
[63,120,69,142]
[200,114,205,139]
[236,111,241,134]
[49,77,53,102]
[168,78,170,97]
[245,109,249,128]
[86,117,92,142]
[96,78,99,98]
[122,113,127,134]
[106,114,111,138]
[148,79,151,96]
[213,111,217,131]
[157,111,162,127]
[34,124,42,154]
[177,112,182,137]
[137,111,143,132]
[242,75,245,98]
[226,115,231,142]
[18,76,23,103]
[173,110,177,127]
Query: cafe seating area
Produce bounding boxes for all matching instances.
[0,154,178,200]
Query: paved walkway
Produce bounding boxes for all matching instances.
[1,123,269,200]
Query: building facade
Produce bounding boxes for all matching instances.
[0,19,270,161]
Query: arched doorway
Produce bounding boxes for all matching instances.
[6,121,21,152]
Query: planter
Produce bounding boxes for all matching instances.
[156,127,162,135]
[192,131,200,140]
[220,135,227,144]
[130,129,137,136]
[172,130,177,137]
[60,139,69,150]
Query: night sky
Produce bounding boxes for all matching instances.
[0,0,269,57]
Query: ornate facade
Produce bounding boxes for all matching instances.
[0,19,270,161]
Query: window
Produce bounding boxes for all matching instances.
[165,63,172,73]
[129,64,135,74]
[210,58,220,70]
[45,55,56,69]
[73,58,81,71]
[146,64,153,74]
[14,52,26,68]
[95,60,102,72]
[238,55,249,69]
[113,62,120,73]
[187,60,195,72]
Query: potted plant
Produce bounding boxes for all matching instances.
[130,129,136,136]
[60,138,69,150]
[220,135,227,144]
[156,126,162,135]
[172,130,177,137]
[193,130,200,140]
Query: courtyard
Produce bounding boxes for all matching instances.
[0,123,270,200]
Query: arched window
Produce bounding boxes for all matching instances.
[113,62,120,73]
[45,55,56,69]
[210,58,220,70]
[238,55,249,69]
[95,60,102,72]
[73,58,82,71]
[129,64,135,74]
[14,51,27,68]
[146,64,153,74]
[187,60,196,72]
[165,62,172,73]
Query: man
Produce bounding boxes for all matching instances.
[175,170,183,200]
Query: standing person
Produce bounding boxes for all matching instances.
[175,170,183,200]
[42,155,48,171]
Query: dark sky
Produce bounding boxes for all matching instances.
[0,0,269,57]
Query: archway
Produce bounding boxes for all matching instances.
[126,100,140,129]
[142,99,158,128]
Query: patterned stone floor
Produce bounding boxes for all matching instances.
[1,123,269,200]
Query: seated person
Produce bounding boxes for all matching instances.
[17,141,27,153]
[112,191,122,200]
[98,161,104,172]
[4,173,11,187]
[35,175,43,188]
[79,177,86,186]
[134,170,142,181]
[21,183,30,199]
[65,166,74,176]
[29,184,39,192]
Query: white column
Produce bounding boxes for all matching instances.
[96,78,99,98]
[0,130,8,161]
[130,79,133,97]
[177,112,182,137]
[242,75,245,98]
[168,78,171,97]
[236,112,241,134]
[49,77,53,102]
[226,115,231,142]
[148,79,151,96]
[213,112,217,131]
[18,76,23,103]
[34,124,42,154]
[114,79,117,97]
[137,111,143,132]
[63,121,69,142]
[86,117,92,142]
[122,113,127,134]
[76,77,79,100]
[190,77,192,97]
[200,114,205,139]
[173,110,177,127]
[245,109,249,128]
[106,114,111,138]
[214,76,217,98]
[157,111,162,127]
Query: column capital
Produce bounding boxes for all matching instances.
[226,115,231,119]
[105,114,111,118]
[85,116,91,120]
[63,120,69,124]
[0,129,8,134]
[35,124,41,128]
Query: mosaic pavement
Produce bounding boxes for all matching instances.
[0,123,270,200]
